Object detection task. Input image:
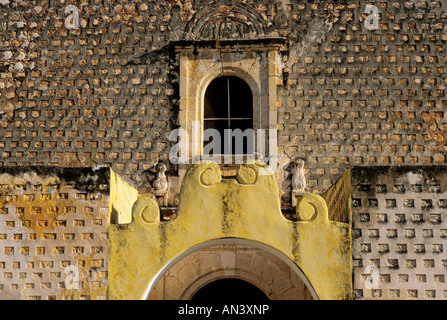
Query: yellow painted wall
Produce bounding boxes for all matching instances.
[109,169,138,225]
[108,162,352,300]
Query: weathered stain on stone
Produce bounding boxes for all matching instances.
[220,185,242,235]
[0,168,109,238]
[0,167,109,300]
[0,171,62,237]
[290,222,300,263]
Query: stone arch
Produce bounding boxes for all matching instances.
[197,66,262,135]
[146,238,317,300]
[199,67,260,102]
[185,1,268,40]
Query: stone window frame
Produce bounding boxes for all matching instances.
[173,39,284,177]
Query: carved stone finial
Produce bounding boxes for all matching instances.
[292,158,306,192]
[153,162,168,194]
[291,158,306,207]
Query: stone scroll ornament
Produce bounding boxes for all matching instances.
[108,163,352,300]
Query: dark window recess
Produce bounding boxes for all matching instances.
[204,76,254,155]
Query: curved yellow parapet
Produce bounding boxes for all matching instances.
[108,162,352,300]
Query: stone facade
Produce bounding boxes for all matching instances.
[0,0,447,300]
[1,0,446,202]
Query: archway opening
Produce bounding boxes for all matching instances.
[191,279,269,302]
[146,239,318,300]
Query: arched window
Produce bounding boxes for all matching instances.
[204,76,254,155]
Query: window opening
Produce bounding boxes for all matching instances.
[204,76,254,155]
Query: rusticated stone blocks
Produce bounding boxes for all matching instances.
[352,166,447,300]
[0,167,109,300]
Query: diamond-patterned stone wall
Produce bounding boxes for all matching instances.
[352,166,447,299]
[0,1,447,201]
[0,167,109,300]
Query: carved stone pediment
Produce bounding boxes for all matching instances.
[182,1,269,41]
